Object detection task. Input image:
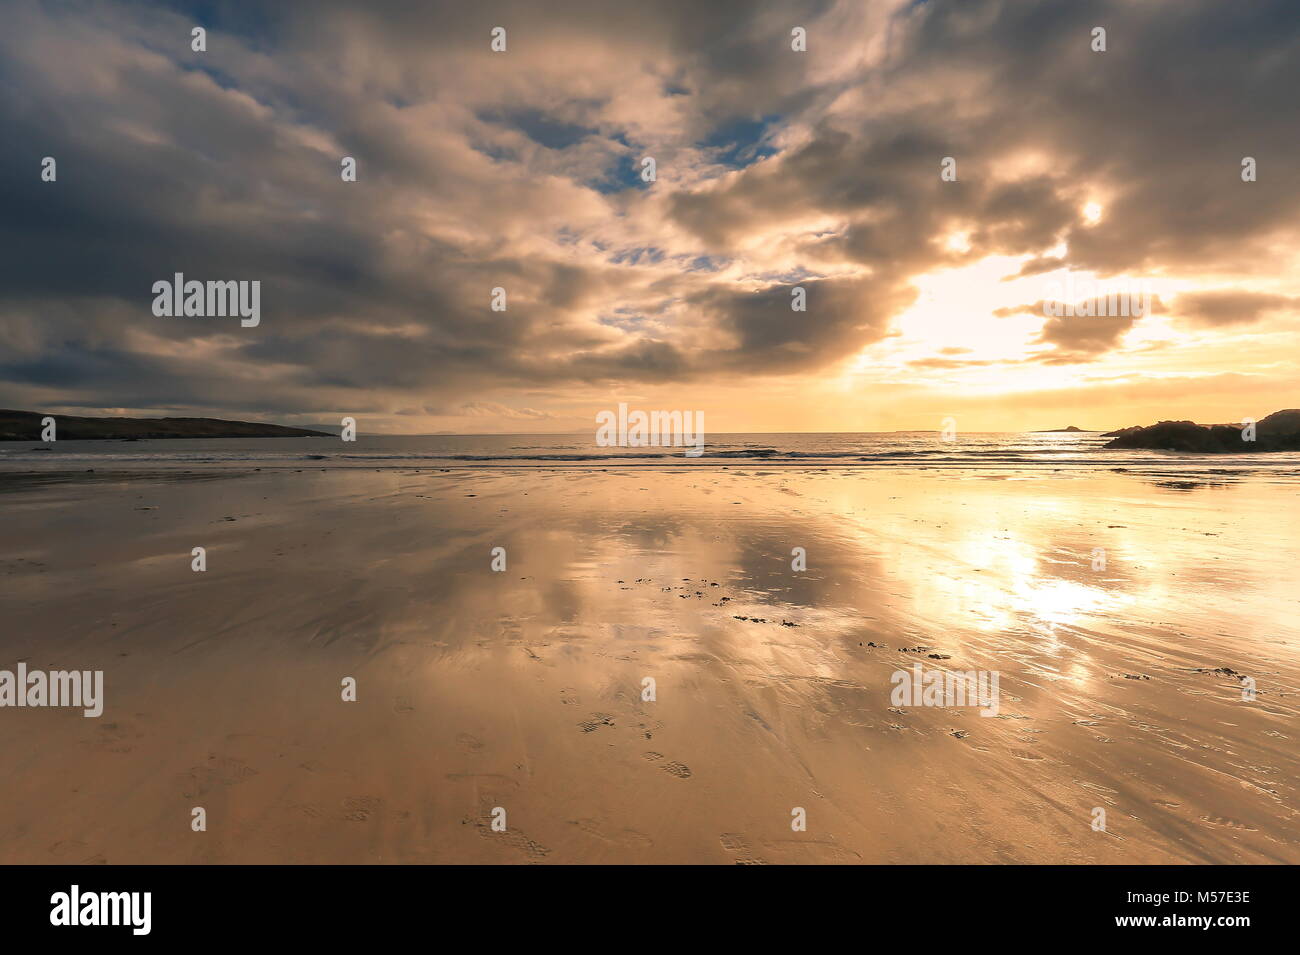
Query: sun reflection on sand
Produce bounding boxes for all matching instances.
[3,466,1296,863]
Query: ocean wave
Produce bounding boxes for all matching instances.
[4,438,1300,477]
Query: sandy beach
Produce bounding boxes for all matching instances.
[2,464,1297,864]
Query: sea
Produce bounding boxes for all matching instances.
[4,432,1299,482]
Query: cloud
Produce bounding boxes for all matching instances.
[906,357,1005,370]
[1173,290,1299,326]
[459,401,552,420]
[1031,309,1140,363]
[993,295,1164,363]
[0,0,1297,425]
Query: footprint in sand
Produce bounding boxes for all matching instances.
[642,751,691,775]
[342,796,382,822]
[579,713,615,733]
[457,732,485,754]
[1009,748,1044,760]
[719,833,750,852]
[475,821,551,861]
[393,696,414,713]
[1200,815,1257,831]
[760,838,862,861]
[570,819,654,848]
[177,755,258,798]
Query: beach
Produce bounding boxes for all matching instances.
[2,463,1298,864]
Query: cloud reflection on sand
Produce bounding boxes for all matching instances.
[0,465,1296,863]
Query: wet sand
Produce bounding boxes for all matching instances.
[1,465,1298,863]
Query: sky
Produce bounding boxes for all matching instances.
[2,0,1298,434]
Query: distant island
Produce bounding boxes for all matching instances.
[1104,409,1300,452]
[0,409,331,441]
[1033,425,1091,432]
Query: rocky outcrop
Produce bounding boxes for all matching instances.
[1103,410,1300,452]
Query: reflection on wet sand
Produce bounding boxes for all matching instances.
[1,466,1297,863]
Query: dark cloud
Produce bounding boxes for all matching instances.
[1032,310,1139,363]
[996,296,1164,363]
[0,0,1296,419]
[1173,290,1298,326]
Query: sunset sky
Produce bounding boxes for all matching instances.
[2,0,1298,433]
